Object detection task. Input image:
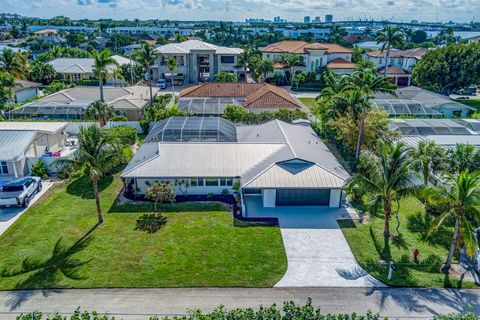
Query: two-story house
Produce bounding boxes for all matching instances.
[260,40,354,78]
[152,40,244,84]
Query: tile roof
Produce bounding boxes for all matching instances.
[326,57,356,69]
[261,40,352,54]
[179,83,303,110]
[366,47,427,59]
[377,66,409,75]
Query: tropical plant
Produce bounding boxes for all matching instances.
[108,67,125,87]
[0,49,26,79]
[375,27,406,77]
[355,59,375,72]
[145,182,176,212]
[280,53,302,84]
[328,25,347,43]
[167,56,179,95]
[135,213,167,234]
[214,71,237,83]
[0,71,15,110]
[350,69,397,159]
[256,58,275,82]
[85,100,113,128]
[409,140,446,185]
[238,45,255,79]
[134,43,159,106]
[292,72,306,90]
[29,60,57,84]
[351,140,417,238]
[31,159,49,178]
[92,49,118,102]
[446,144,480,174]
[426,171,480,273]
[318,71,350,100]
[43,81,66,95]
[55,125,124,224]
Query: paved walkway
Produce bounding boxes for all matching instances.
[0,181,53,236]
[1,287,479,319]
[244,196,385,287]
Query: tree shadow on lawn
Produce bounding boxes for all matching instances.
[1,225,97,310]
[66,175,113,199]
[407,211,452,249]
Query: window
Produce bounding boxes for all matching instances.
[219,178,233,186]
[220,55,235,64]
[0,161,8,174]
[205,178,219,186]
[190,178,204,187]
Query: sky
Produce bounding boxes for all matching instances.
[1,0,479,23]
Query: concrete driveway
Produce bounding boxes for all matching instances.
[0,181,53,236]
[244,196,385,287]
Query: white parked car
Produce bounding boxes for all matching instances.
[0,177,42,208]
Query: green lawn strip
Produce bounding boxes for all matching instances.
[298,98,318,111]
[339,196,477,288]
[0,175,287,289]
[455,98,480,110]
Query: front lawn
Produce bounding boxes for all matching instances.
[299,98,319,111]
[0,175,287,289]
[456,98,480,110]
[339,197,477,288]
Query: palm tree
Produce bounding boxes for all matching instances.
[280,53,302,84]
[409,140,445,185]
[375,27,406,77]
[350,69,397,159]
[426,171,480,274]
[446,144,480,174]
[167,56,179,96]
[318,71,350,100]
[328,25,347,43]
[92,49,118,102]
[134,43,159,107]
[85,100,113,128]
[355,60,375,72]
[0,71,15,117]
[108,68,125,87]
[238,45,255,81]
[56,125,124,224]
[256,58,275,82]
[351,140,417,238]
[0,49,26,79]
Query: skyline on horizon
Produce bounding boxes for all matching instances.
[0,0,479,24]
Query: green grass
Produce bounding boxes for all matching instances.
[299,98,319,111]
[456,98,480,110]
[0,175,287,289]
[339,197,476,288]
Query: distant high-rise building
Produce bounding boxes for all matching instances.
[313,16,321,23]
[325,14,333,23]
[304,16,311,23]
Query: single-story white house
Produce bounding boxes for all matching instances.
[0,122,73,179]
[121,117,350,215]
[13,80,41,103]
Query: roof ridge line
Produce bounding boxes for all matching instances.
[121,143,161,177]
[276,120,297,158]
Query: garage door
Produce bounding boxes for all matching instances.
[276,189,331,206]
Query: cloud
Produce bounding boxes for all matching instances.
[76,0,92,5]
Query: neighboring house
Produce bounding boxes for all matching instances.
[8,86,158,121]
[33,29,58,37]
[106,27,200,37]
[374,86,474,118]
[364,47,427,80]
[13,80,41,103]
[260,40,354,77]
[121,117,350,213]
[0,122,71,179]
[177,82,305,115]
[48,55,132,83]
[152,40,244,84]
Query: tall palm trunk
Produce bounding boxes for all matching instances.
[99,76,104,102]
[355,95,368,159]
[383,46,390,78]
[147,66,153,107]
[171,74,175,96]
[91,172,103,224]
[384,199,392,238]
[423,164,430,185]
[443,218,460,274]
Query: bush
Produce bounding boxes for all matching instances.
[31,160,48,178]
[145,182,176,211]
[222,105,308,125]
[104,126,137,146]
[135,213,167,234]
[110,115,128,122]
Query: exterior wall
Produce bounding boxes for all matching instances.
[432,105,472,118]
[15,88,39,103]
[329,189,342,208]
[33,132,66,155]
[124,110,142,121]
[364,55,418,72]
[134,177,238,195]
[262,189,276,207]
